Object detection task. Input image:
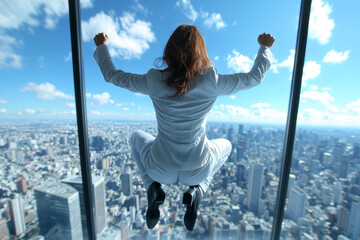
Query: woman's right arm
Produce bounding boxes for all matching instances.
[215,33,275,96]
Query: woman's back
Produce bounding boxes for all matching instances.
[147,67,218,170]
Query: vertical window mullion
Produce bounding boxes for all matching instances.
[68,0,96,239]
[270,0,312,239]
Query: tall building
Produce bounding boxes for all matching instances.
[247,163,264,214]
[287,186,307,222]
[236,146,244,162]
[336,206,349,233]
[90,136,104,152]
[353,143,360,159]
[332,142,345,164]
[347,200,360,240]
[62,176,107,237]
[16,178,27,194]
[315,144,325,162]
[121,172,133,196]
[8,195,26,236]
[238,124,244,135]
[0,218,10,240]
[34,182,83,240]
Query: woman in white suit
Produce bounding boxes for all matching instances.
[94,24,274,231]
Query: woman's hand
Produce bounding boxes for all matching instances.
[94,32,110,47]
[258,33,275,48]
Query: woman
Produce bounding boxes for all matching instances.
[94,24,274,231]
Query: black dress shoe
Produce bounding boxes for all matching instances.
[183,185,202,231]
[146,182,165,229]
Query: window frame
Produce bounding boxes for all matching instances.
[67,0,312,239]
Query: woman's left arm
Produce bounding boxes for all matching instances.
[93,33,149,95]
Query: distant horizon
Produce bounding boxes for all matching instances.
[1,118,360,130]
[1,0,360,127]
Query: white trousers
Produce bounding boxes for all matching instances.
[130,130,231,192]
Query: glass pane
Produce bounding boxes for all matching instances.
[0,1,91,239]
[80,0,299,238]
[281,0,360,239]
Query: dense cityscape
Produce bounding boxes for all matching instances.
[0,121,359,240]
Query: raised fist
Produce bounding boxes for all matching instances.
[94,32,109,47]
[258,33,275,48]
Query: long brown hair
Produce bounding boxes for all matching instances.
[158,24,212,97]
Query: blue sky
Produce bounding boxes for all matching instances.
[0,0,359,126]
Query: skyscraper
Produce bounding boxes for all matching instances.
[246,163,264,214]
[8,194,25,236]
[347,200,360,240]
[238,124,244,135]
[16,178,27,194]
[336,205,349,233]
[121,172,133,196]
[0,217,10,240]
[287,186,307,222]
[34,182,83,240]
[62,176,107,237]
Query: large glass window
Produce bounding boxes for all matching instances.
[281,0,360,239]
[80,0,299,239]
[0,1,90,239]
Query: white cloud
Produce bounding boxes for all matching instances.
[251,103,271,108]
[175,0,226,30]
[227,50,253,72]
[20,82,74,100]
[309,0,334,44]
[300,90,334,105]
[65,52,72,62]
[0,108,6,113]
[225,105,250,117]
[0,0,93,30]
[132,0,149,16]
[209,103,287,123]
[24,109,36,114]
[230,95,236,99]
[0,0,93,69]
[116,103,127,107]
[130,102,136,106]
[297,108,359,126]
[176,0,198,21]
[0,31,22,69]
[214,56,219,61]
[308,85,318,90]
[202,12,226,30]
[347,99,360,114]
[279,50,295,70]
[91,92,111,105]
[66,102,75,108]
[0,98,7,104]
[327,105,339,113]
[323,50,350,63]
[122,107,130,111]
[322,87,331,91]
[82,11,155,59]
[90,110,101,116]
[270,50,295,74]
[302,61,321,86]
[249,103,287,121]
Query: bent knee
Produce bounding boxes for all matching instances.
[130,130,143,145]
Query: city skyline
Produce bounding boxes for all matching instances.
[0,120,359,239]
[0,0,360,126]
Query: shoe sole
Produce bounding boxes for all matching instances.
[183,189,195,205]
